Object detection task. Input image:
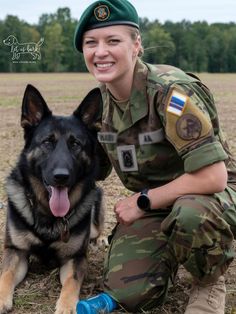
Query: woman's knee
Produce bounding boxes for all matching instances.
[103,258,172,312]
[163,194,232,237]
[162,195,234,281]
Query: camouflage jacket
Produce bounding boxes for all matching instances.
[97,58,236,192]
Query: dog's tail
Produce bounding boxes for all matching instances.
[36,38,44,47]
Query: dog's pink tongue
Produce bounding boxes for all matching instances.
[49,187,70,217]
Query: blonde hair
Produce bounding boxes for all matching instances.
[128,27,144,57]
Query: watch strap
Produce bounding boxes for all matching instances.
[140,188,149,195]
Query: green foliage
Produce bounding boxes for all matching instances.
[42,22,64,71]
[0,10,235,72]
[142,21,175,64]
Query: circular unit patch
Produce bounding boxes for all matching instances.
[94,5,110,21]
[176,114,202,140]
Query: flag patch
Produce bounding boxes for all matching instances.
[167,91,187,116]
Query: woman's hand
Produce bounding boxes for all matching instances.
[114,193,145,225]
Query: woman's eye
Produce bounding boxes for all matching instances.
[84,40,96,46]
[109,39,120,45]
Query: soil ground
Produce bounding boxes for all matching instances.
[0,72,236,313]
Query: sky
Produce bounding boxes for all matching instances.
[0,0,235,25]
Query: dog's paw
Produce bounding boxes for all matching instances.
[89,235,109,252]
[0,296,13,314]
[96,235,109,247]
[55,298,76,314]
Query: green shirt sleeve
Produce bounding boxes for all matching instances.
[183,142,228,172]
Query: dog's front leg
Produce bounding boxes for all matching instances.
[55,257,87,314]
[0,248,28,313]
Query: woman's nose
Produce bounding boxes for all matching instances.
[94,42,109,57]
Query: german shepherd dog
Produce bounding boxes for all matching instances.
[0,85,106,314]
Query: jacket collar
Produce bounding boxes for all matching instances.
[101,58,149,133]
[126,58,149,130]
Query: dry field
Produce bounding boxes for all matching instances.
[0,72,236,313]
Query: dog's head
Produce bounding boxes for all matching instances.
[3,35,17,46]
[21,84,102,217]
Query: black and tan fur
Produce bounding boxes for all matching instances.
[0,85,105,314]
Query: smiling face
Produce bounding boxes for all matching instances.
[82,25,141,97]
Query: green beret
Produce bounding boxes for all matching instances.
[74,0,139,52]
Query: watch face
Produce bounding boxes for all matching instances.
[137,194,150,210]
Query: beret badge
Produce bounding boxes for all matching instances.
[94,5,110,21]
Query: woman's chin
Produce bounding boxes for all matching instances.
[94,73,115,84]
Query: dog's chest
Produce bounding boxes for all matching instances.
[8,219,88,259]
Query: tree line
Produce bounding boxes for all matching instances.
[1,8,236,73]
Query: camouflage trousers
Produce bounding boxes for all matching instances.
[103,187,236,312]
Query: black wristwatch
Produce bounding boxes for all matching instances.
[137,189,151,212]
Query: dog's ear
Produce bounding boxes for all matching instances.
[73,87,102,131]
[21,84,52,128]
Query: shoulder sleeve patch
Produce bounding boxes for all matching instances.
[164,87,213,153]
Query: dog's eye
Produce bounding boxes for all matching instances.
[41,137,55,150]
[69,139,81,151]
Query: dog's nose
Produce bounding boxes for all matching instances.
[53,168,70,185]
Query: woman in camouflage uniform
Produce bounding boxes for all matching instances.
[74,0,236,313]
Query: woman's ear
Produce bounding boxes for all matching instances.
[133,34,141,59]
